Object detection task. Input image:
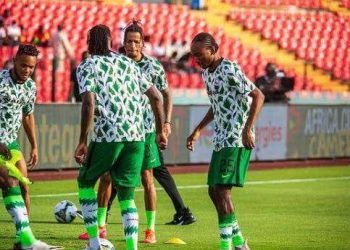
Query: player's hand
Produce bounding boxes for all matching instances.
[186,129,201,151]
[0,143,11,160]
[27,147,38,169]
[157,133,168,150]
[75,143,88,165]
[242,127,255,149]
[163,122,172,138]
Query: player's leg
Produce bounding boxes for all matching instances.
[230,148,251,250]
[107,184,118,214]
[213,185,249,250]
[0,166,36,249]
[153,151,185,212]
[142,169,156,212]
[5,141,30,214]
[208,149,234,250]
[112,141,144,250]
[96,172,111,235]
[78,172,111,240]
[0,163,62,249]
[141,133,161,243]
[141,169,157,243]
[16,157,30,214]
[212,185,235,250]
[208,147,251,250]
[209,184,227,249]
[153,152,196,225]
[78,142,121,250]
[208,186,219,213]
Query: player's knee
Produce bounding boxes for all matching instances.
[141,171,154,189]
[100,173,111,185]
[16,161,28,176]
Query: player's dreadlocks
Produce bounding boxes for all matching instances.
[88,24,111,56]
[16,44,40,57]
[192,32,219,53]
[123,19,144,44]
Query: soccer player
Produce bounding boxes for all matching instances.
[122,23,194,227]
[0,44,61,250]
[74,25,167,250]
[123,23,197,228]
[123,20,173,243]
[78,22,195,242]
[187,33,265,250]
[0,44,39,215]
[84,20,197,239]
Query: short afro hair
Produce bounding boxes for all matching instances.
[16,44,40,57]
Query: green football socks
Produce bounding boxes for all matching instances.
[219,214,234,250]
[97,207,107,228]
[146,210,156,231]
[79,187,100,249]
[3,186,36,248]
[120,199,139,250]
[232,213,245,247]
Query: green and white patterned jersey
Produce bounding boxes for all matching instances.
[0,69,36,145]
[202,59,256,151]
[138,55,168,133]
[77,52,152,143]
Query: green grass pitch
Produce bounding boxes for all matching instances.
[1,166,350,250]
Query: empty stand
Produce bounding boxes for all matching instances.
[0,1,324,103]
[227,10,350,82]
[223,0,322,8]
[341,0,350,8]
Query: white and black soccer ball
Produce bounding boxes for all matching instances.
[54,200,78,223]
[100,239,115,250]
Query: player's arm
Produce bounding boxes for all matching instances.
[74,60,96,164]
[243,88,264,149]
[145,86,167,150]
[161,88,173,137]
[228,62,265,149]
[22,113,38,168]
[137,63,167,149]
[79,92,95,144]
[156,62,173,137]
[75,92,95,164]
[186,107,214,151]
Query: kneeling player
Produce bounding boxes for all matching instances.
[0,143,62,250]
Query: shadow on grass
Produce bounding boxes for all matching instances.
[0,219,12,223]
[0,219,124,226]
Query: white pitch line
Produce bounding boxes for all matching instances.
[0,176,349,200]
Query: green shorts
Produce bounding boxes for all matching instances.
[142,133,161,171]
[7,141,21,151]
[207,147,251,187]
[78,141,145,188]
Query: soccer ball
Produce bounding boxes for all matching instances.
[54,200,78,223]
[100,239,115,250]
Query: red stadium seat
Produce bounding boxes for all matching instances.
[228,9,350,82]
[0,0,330,98]
[223,0,322,8]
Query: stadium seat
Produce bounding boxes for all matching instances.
[0,0,328,99]
[228,9,350,82]
[223,0,322,8]
[341,0,350,8]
